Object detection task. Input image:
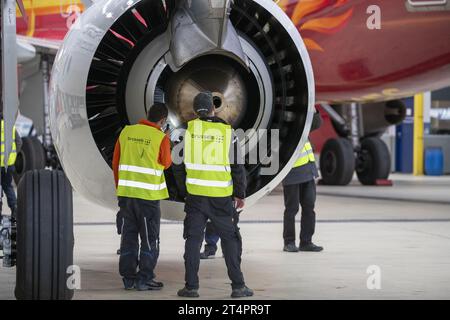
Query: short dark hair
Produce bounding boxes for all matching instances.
[147,103,168,122]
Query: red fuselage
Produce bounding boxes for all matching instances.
[282,0,450,103]
[17,0,450,103]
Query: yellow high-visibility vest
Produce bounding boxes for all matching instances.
[293,140,315,168]
[116,124,169,201]
[1,120,17,167]
[184,119,233,197]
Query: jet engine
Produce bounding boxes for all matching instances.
[49,0,315,220]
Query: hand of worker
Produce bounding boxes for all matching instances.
[234,197,245,210]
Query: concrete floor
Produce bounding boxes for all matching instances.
[1,174,450,299]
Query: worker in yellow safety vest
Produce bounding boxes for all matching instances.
[282,109,324,253]
[0,114,22,219]
[112,103,172,291]
[175,92,253,299]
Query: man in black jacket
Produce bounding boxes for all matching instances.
[282,109,324,253]
[173,92,252,298]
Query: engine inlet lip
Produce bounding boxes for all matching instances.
[50,0,315,213]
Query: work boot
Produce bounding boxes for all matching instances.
[283,243,299,253]
[200,249,216,260]
[136,279,164,291]
[231,286,254,298]
[122,278,136,290]
[299,242,323,252]
[177,287,200,298]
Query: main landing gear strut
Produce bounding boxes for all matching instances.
[319,103,391,186]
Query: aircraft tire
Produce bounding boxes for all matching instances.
[356,137,391,185]
[13,137,46,185]
[320,138,355,186]
[14,170,74,300]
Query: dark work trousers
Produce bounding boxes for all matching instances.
[183,195,245,290]
[283,179,316,245]
[204,209,242,255]
[117,197,161,283]
[1,166,17,210]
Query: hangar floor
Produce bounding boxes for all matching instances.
[1,174,449,300]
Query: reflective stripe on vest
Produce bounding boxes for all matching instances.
[184,119,233,197]
[293,141,315,168]
[1,120,17,167]
[116,124,169,201]
[119,165,164,177]
[118,180,167,191]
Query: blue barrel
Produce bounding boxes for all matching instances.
[425,148,444,176]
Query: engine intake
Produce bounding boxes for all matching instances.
[49,0,315,219]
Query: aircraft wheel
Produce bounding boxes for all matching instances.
[320,138,355,186]
[356,137,391,185]
[15,170,74,300]
[13,137,46,185]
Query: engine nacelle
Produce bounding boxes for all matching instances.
[49,0,315,220]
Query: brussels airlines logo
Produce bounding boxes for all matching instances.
[278,0,354,52]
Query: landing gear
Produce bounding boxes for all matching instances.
[14,170,74,300]
[319,103,394,186]
[356,137,391,185]
[13,136,47,184]
[319,138,355,186]
[13,56,62,186]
